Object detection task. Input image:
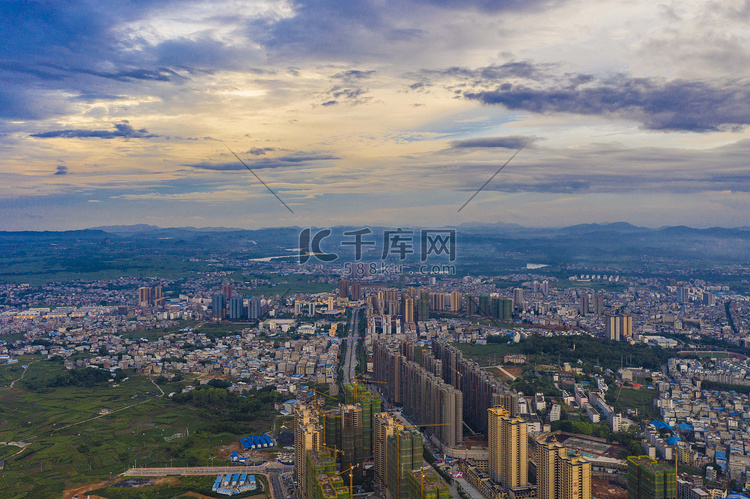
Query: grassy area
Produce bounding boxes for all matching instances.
[0,254,205,285]
[121,321,255,342]
[611,387,660,420]
[0,357,276,497]
[90,474,270,498]
[455,342,524,367]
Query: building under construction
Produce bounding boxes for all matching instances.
[343,382,382,459]
[407,467,450,499]
[626,456,676,499]
[385,427,424,499]
[305,449,351,499]
[295,403,324,489]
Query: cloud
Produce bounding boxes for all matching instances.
[418,61,550,82]
[333,69,376,80]
[187,152,340,171]
[54,165,69,175]
[463,76,750,132]
[30,122,159,139]
[450,136,540,149]
[448,140,750,195]
[247,147,277,156]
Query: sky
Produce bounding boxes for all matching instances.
[2,0,750,230]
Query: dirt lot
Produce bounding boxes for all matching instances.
[592,476,627,499]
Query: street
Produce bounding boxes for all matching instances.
[342,307,360,384]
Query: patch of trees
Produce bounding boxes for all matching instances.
[171,385,279,421]
[510,375,558,397]
[552,420,612,439]
[701,380,750,394]
[24,367,114,392]
[489,334,671,371]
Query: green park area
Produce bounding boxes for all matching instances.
[0,357,279,498]
[456,333,671,372]
[88,474,270,499]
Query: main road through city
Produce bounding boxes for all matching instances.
[342,307,360,385]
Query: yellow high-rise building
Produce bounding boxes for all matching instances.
[605,314,632,341]
[295,404,323,488]
[450,291,462,313]
[373,412,398,487]
[403,298,414,324]
[487,407,527,489]
[537,439,591,499]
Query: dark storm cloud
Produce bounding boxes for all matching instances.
[463,76,750,132]
[31,122,159,139]
[451,136,540,149]
[187,152,340,171]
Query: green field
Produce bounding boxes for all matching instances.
[610,387,660,420]
[455,342,524,367]
[0,357,277,498]
[89,474,269,499]
[121,321,253,342]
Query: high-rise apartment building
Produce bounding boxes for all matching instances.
[593,294,605,315]
[450,291,462,313]
[339,279,350,299]
[432,341,513,435]
[373,340,462,448]
[467,295,478,316]
[513,288,524,308]
[478,295,492,317]
[488,407,527,490]
[579,293,590,316]
[606,314,633,341]
[403,297,414,324]
[138,286,153,306]
[676,286,689,304]
[249,296,262,320]
[343,384,382,461]
[294,404,323,488]
[338,405,364,471]
[350,282,362,301]
[222,284,233,300]
[212,293,226,320]
[626,456,676,499]
[374,413,398,486]
[537,440,591,499]
[492,297,513,321]
[386,428,424,499]
[416,297,429,322]
[229,296,245,320]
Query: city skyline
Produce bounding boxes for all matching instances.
[3,1,750,230]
